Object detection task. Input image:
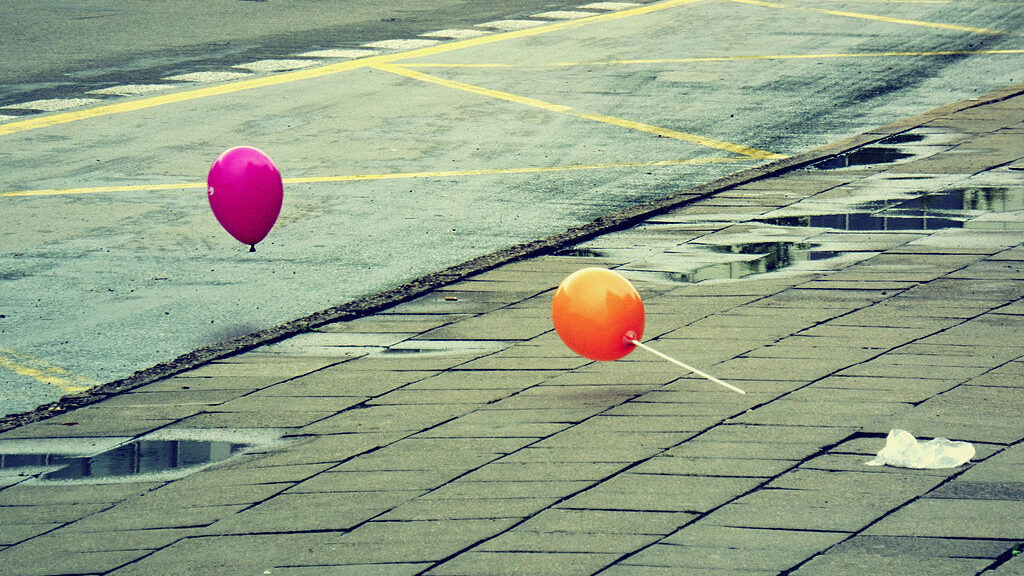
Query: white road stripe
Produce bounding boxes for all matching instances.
[477,19,547,31]
[1,98,102,111]
[296,48,380,58]
[86,84,174,96]
[362,38,441,50]
[421,28,491,39]
[164,71,253,83]
[233,59,318,72]
[579,2,642,10]
[0,114,19,123]
[532,10,601,19]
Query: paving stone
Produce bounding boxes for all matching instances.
[517,507,695,536]
[319,313,472,333]
[985,553,1024,576]
[0,502,113,525]
[368,387,514,406]
[378,496,558,521]
[422,479,592,500]
[416,413,570,439]
[634,455,796,478]
[61,502,247,533]
[0,481,160,506]
[404,369,556,390]
[205,490,422,534]
[706,488,886,532]
[622,531,842,573]
[298,402,475,434]
[289,468,465,493]
[559,473,761,513]
[329,518,520,562]
[267,563,433,576]
[0,523,63,546]
[732,398,911,427]
[171,409,335,429]
[789,549,992,576]
[417,310,554,340]
[864,499,1024,539]
[426,550,620,575]
[106,531,349,576]
[602,565,772,576]
[254,367,437,397]
[460,460,626,483]
[476,529,659,553]
[830,534,1012,559]
[0,548,146,576]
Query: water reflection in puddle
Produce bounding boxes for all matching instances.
[813,146,914,170]
[624,241,829,284]
[0,440,247,482]
[760,187,1022,231]
[0,431,279,484]
[557,186,1021,284]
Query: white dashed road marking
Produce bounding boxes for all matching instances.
[421,28,492,39]
[296,48,381,59]
[361,38,442,51]
[580,2,642,10]
[233,59,318,72]
[1,98,102,111]
[532,10,601,19]
[87,84,174,96]
[164,71,254,83]
[477,19,548,31]
[1,2,647,115]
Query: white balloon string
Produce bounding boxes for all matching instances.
[628,339,746,395]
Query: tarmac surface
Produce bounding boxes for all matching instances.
[5,0,1024,417]
[0,80,1022,575]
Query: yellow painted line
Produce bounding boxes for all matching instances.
[374,63,785,160]
[1,182,206,198]
[1,158,750,198]
[540,48,1024,66]
[0,0,706,138]
[0,347,95,394]
[572,112,785,159]
[728,0,1006,34]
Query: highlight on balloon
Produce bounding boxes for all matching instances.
[551,267,745,394]
[207,146,284,252]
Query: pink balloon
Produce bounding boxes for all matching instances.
[207,146,283,251]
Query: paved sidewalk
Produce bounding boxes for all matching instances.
[1,86,1022,575]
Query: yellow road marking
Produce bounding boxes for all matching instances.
[0,347,95,394]
[401,48,1024,70]
[0,0,705,138]
[728,0,1006,34]
[373,63,785,160]
[1,158,749,198]
[1,182,206,198]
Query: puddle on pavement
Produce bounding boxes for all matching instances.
[556,186,1021,284]
[813,146,915,170]
[810,130,949,170]
[0,430,279,484]
[4,440,248,482]
[623,240,832,284]
[760,187,1022,231]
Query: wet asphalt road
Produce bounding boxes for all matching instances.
[1,0,1023,416]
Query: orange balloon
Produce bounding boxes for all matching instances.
[552,267,645,361]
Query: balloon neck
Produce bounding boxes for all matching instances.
[623,331,639,345]
[249,244,256,253]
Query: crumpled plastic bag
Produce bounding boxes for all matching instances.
[865,429,975,469]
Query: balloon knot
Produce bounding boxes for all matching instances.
[623,331,639,345]
[249,244,256,253]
